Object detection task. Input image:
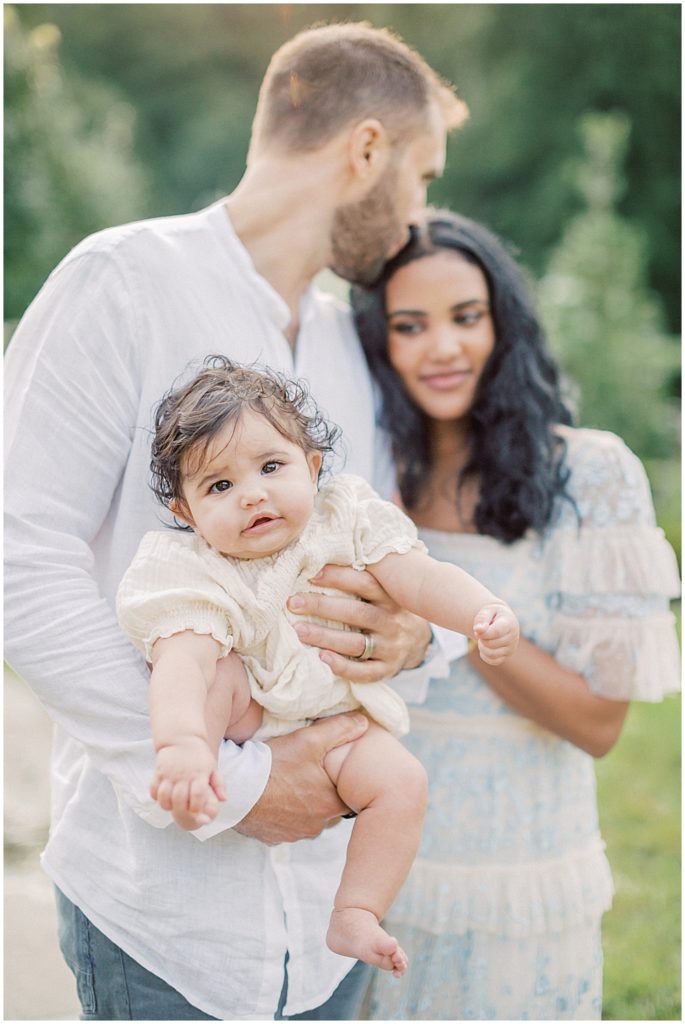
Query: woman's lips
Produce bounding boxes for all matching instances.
[419,370,471,390]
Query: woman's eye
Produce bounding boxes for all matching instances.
[390,321,422,336]
[209,479,232,494]
[262,461,282,475]
[455,308,487,326]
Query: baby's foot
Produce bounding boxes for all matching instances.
[327,908,408,978]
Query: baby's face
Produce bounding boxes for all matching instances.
[172,409,321,559]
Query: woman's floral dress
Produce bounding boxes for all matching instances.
[368,428,680,1020]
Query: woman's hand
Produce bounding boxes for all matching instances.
[287,563,432,682]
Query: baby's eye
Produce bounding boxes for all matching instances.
[261,460,283,475]
[209,479,232,494]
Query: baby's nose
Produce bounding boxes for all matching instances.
[239,484,267,508]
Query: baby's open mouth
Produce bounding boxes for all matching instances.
[243,514,280,533]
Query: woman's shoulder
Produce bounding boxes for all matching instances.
[556,425,648,486]
[553,425,654,527]
[556,423,636,463]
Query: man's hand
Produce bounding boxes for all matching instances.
[234,712,368,845]
[287,564,432,682]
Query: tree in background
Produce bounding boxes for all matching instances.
[4,6,150,323]
[539,111,679,462]
[10,3,681,332]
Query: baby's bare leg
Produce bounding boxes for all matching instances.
[210,655,263,747]
[323,721,427,977]
[171,654,260,829]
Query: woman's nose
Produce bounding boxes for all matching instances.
[429,325,463,359]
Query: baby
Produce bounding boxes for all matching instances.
[117,357,519,977]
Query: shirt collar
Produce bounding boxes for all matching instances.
[209,199,311,334]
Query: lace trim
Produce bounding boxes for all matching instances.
[551,524,680,598]
[387,840,614,938]
[553,609,681,700]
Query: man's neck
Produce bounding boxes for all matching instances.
[225,155,340,349]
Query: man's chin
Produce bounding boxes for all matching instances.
[328,259,384,289]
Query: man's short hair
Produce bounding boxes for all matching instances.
[250,22,468,155]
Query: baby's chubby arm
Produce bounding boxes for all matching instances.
[369,549,519,666]
[149,631,237,827]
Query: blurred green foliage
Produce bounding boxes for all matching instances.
[6,3,681,329]
[4,6,149,323]
[597,693,681,1020]
[539,110,679,461]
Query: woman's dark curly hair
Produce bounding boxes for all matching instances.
[151,356,340,522]
[351,209,575,542]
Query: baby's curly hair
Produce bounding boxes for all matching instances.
[150,355,341,513]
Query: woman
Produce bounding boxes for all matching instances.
[350,210,680,1020]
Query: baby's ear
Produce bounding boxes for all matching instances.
[307,449,323,487]
[169,498,194,528]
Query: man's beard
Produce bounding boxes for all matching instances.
[329,168,400,287]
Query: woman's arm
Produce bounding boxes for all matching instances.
[468,637,629,757]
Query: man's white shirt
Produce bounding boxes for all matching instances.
[5,200,446,1018]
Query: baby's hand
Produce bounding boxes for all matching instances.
[472,602,520,666]
[151,735,226,830]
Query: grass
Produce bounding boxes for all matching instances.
[596,692,681,1020]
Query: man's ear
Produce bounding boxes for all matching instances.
[347,118,390,185]
[169,498,195,529]
[307,450,323,488]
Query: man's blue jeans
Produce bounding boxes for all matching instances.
[55,887,371,1020]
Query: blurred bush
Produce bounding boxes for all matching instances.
[540,111,679,461]
[4,6,150,322]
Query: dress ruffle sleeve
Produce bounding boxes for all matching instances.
[116,531,238,661]
[546,431,680,701]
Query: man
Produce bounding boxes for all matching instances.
[5,21,467,1020]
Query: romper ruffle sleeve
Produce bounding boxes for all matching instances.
[545,430,681,701]
[116,530,242,660]
[315,473,427,569]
